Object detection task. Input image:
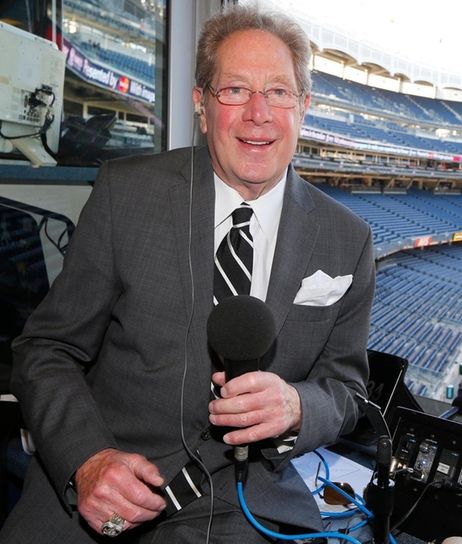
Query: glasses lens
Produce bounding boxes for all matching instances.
[266,89,298,108]
[323,482,355,505]
[217,87,251,105]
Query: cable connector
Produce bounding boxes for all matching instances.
[28,85,55,109]
[234,445,249,484]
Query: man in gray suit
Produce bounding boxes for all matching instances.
[1,5,375,543]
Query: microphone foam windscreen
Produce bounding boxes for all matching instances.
[207,295,276,360]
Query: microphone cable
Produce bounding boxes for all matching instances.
[309,450,372,522]
[237,481,364,544]
[311,449,330,497]
[177,111,215,544]
[235,449,407,544]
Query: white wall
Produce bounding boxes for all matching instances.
[167,0,222,150]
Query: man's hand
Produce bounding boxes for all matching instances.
[209,371,301,445]
[75,448,167,535]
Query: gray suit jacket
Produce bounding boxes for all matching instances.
[3,146,375,543]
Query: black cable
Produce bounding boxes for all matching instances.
[0,122,43,140]
[40,114,57,160]
[390,480,440,534]
[178,112,214,544]
[39,89,57,159]
[56,228,69,254]
[39,217,69,256]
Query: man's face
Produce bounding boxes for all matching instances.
[193,29,310,198]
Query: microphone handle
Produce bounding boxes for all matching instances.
[223,358,260,380]
[222,358,260,484]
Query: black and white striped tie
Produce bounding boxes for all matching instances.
[214,203,254,304]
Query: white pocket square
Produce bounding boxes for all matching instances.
[294,270,353,307]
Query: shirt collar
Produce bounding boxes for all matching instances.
[214,170,287,241]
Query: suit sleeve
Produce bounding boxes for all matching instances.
[10,162,121,508]
[264,226,375,470]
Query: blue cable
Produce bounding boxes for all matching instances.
[320,509,359,519]
[254,449,392,543]
[237,481,363,544]
[317,476,373,519]
[311,450,365,520]
[311,449,330,496]
[316,472,396,544]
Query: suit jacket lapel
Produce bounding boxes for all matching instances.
[169,155,320,341]
[266,167,320,335]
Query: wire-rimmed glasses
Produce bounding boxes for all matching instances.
[206,84,304,109]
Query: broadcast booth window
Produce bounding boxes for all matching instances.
[0,0,167,167]
[0,0,168,395]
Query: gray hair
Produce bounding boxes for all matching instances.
[195,4,312,95]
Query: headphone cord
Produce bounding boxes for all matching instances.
[178,113,214,544]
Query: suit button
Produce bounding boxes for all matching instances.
[201,427,212,440]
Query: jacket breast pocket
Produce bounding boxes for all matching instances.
[271,302,340,379]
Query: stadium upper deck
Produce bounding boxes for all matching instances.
[305,71,462,158]
[297,69,462,194]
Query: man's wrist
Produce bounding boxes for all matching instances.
[287,383,302,432]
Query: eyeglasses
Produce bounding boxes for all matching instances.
[322,481,356,505]
[315,463,356,506]
[206,84,304,109]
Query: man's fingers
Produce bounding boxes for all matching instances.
[117,470,166,513]
[208,371,302,442]
[76,449,167,535]
[223,423,274,445]
[130,454,165,488]
[210,408,263,428]
[218,371,264,398]
[211,371,226,386]
[101,488,165,525]
[80,476,166,532]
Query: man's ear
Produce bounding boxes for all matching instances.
[192,87,207,133]
[300,93,310,120]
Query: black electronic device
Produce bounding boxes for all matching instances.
[343,350,422,448]
[390,407,462,540]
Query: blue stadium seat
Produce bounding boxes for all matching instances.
[320,184,462,397]
[75,40,154,83]
[309,71,462,155]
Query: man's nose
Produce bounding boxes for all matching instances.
[242,91,272,124]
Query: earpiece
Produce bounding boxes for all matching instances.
[194,103,203,117]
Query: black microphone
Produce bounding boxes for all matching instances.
[365,435,394,544]
[376,435,392,489]
[207,295,276,483]
[358,393,395,544]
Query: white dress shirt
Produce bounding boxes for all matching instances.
[213,171,298,452]
[213,170,287,302]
